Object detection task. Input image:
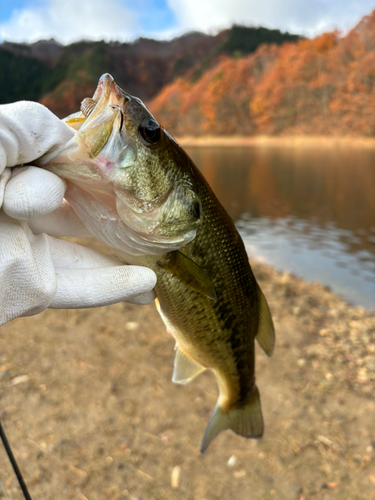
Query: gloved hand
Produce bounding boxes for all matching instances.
[0,101,157,326]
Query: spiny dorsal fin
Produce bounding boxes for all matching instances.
[159,251,217,300]
[173,344,206,385]
[255,284,275,357]
[200,385,263,453]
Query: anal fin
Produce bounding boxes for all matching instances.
[255,283,275,357]
[173,344,206,385]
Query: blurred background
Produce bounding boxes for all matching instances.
[0,1,375,499]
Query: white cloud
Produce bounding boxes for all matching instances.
[1,0,374,44]
[167,0,375,37]
[0,0,138,44]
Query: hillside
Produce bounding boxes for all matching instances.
[2,11,375,137]
[0,26,299,118]
[151,11,375,137]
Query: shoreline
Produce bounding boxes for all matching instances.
[176,134,375,148]
[1,260,374,498]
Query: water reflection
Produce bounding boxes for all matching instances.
[185,144,375,310]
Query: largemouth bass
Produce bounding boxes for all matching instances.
[39,74,275,453]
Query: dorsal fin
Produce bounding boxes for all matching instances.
[159,251,217,300]
[255,284,275,357]
[173,344,206,384]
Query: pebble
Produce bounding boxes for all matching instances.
[327,482,338,489]
[357,368,368,381]
[171,465,181,489]
[10,375,29,386]
[234,470,246,478]
[125,322,139,331]
[227,455,237,467]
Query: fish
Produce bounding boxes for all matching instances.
[38,73,275,453]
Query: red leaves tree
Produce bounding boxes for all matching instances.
[151,10,375,137]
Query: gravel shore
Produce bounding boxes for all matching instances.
[0,261,374,499]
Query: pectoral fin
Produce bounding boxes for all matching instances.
[255,284,275,357]
[159,251,217,300]
[173,345,206,384]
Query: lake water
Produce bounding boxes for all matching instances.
[185,144,375,311]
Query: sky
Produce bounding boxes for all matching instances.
[0,0,375,45]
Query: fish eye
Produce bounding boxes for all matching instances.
[139,118,161,144]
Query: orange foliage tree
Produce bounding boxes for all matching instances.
[151,10,375,137]
[150,46,278,136]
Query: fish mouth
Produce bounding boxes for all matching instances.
[92,73,122,106]
[38,74,128,168]
[82,73,129,121]
[62,74,140,134]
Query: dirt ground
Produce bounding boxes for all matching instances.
[0,260,374,500]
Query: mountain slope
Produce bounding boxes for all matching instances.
[150,10,375,136]
[0,26,300,117]
[3,12,375,137]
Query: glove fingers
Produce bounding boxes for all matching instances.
[3,166,66,219]
[29,201,92,238]
[0,101,74,170]
[48,236,123,269]
[125,290,156,305]
[50,265,157,309]
[0,212,56,325]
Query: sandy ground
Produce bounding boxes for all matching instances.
[0,261,374,500]
[176,135,375,149]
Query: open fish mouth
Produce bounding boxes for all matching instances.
[81,74,123,120]
[58,74,126,131]
[39,74,129,168]
[78,73,145,127]
[92,73,125,107]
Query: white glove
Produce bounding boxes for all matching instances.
[0,101,157,326]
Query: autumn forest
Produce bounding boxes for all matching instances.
[2,10,375,137]
[151,11,375,137]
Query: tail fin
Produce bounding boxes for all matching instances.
[200,386,263,453]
